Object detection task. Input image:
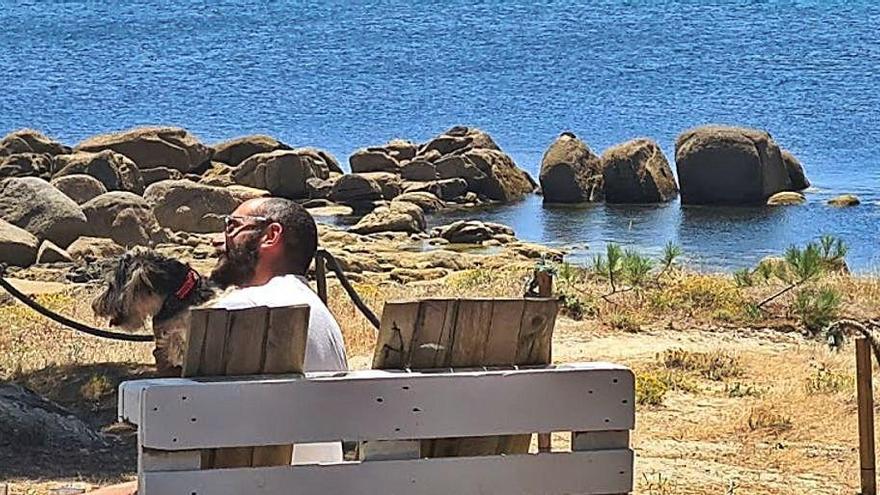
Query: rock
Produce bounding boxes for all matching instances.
[0,219,39,267]
[401,180,443,197]
[144,180,240,233]
[0,129,70,157]
[212,135,291,166]
[390,267,449,283]
[349,149,400,173]
[675,125,791,205]
[828,194,860,207]
[294,147,344,174]
[141,166,183,186]
[308,204,354,218]
[419,126,501,158]
[401,160,437,181]
[508,242,564,262]
[463,148,535,202]
[0,153,54,180]
[226,185,271,203]
[36,240,72,263]
[305,177,333,199]
[50,174,108,204]
[767,191,806,206]
[75,127,211,172]
[539,133,603,203]
[601,138,678,203]
[66,236,125,260]
[415,149,442,163]
[436,178,468,201]
[431,220,515,244]
[392,191,445,212]
[782,150,810,191]
[381,139,418,162]
[0,382,107,450]
[199,161,236,187]
[436,155,485,189]
[0,177,87,247]
[359,172,402,200]
[81,191,161,247]
[350,201,426,235]
[53,150,145,194]
[234,149,329,199]
[330,174,383,205]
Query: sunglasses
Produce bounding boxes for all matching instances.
[223,214,271,235]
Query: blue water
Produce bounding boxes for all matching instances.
[1,1,879,271]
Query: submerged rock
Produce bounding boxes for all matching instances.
[828,194,860,207]
[602,138,678,203]
[540,132,604,203]
[349,201,426,235]
[781,150,810,191]
[766,191,806,206]
[431,220,515,244]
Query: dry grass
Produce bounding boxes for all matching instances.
[2,265,879,494]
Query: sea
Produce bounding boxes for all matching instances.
[1,0,878,271]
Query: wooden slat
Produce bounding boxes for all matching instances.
[252,305,310,466]
[223,307,270,374]
[449,300,494,367]
[408,300,453,368]
[373,302,421,368]
[359,440,420,461]
[140,449,634,495]
[573,431,630,451]
[136,364,634,449]
[192,309,231,377]
[515,299,558,365]
[183,309,209,377]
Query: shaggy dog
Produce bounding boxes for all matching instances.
[92,248,219,375]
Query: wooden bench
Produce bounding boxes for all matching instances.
[119,362,636,495]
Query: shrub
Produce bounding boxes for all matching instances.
[609,312,642,333]
[622,250,654,287]
[792,286,842,334]
[660,349,743,381]
[805,365,853,395]
[747,405,793,432]
[636,371,668,406]
[726,382,764,398]
[733,268,754,288]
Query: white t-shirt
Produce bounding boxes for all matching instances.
[213,274,348,464]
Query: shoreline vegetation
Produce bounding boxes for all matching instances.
[0,124,875,494]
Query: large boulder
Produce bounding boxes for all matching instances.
[463,148,535,202]
[0,153,55,180]
[601,138,678,203]
[295,147,343,174]
[234,149,329,199]
[144,180,240,233]
[418,126,500,157]
[212,135,291,166]
[0,219,39,267]
[675,125,792,205]
[141,166,183,186]
[75,127,211,172]
[539,133,603,203]
[431,220,515,244]
[53,150,145,194]
[392,191,445,212]
[50,174,108,204]
[349,201,426,235]
[199,161,236,187]
[359,172,402,200]
[349,149,400,173]
[67,236,125,260]
[330,174,383,205]
[0,129,70,157]
[401,160,437,181]
[36,240,72,264]
[0,177,87,247]
[782,150,810,191]
[81,191,162,247]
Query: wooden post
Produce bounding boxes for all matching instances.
[857,337,876,495]
[315,252,328,304]
[535,269,553,454]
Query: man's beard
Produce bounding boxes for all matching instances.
[209,233,261,289]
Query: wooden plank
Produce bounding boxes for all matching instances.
[359,440,420,461]
[449,300,495,367]
[140,449,634,495]
[857,337,877,495]
[315,254,328,303]
[534,270,554,455]
[191,309,231,377]
[136,364,635,449]
[182,309,209,377]
[140,448,201,472]
[372,301,421,369]
[252,305,310,466]
[408,300,453,368]
[515,299,558,365]
[573,431,630,451]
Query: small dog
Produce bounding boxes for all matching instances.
[92,248,219,375]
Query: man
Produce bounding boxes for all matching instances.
[210,197,347,372]
[211,197,347,463]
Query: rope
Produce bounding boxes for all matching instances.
[316,249,381,330]
[0,264,154,342]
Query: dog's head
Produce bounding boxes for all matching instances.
[92,248,196,330]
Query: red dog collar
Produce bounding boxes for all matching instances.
[175,269,200,300]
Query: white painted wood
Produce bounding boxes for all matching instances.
[573,430,630,451]
[119,379,191,425]
[134,363,634,449]
[359,440,421,461]
[140,450,634,495]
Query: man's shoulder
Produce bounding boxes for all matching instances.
[211,275,314,310]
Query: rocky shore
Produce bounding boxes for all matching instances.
[0,124,859,278]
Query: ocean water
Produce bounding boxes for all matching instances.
[1,1,878,271]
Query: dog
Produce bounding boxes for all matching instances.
[91,247,220,375]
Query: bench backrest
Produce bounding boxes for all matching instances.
[120,363,635,495]
[373,298,558,456]
[182,304,310,468]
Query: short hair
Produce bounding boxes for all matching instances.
[254,198,318,275]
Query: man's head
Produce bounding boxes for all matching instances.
[210,197,318,288]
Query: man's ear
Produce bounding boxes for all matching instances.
[261,223,284,248]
